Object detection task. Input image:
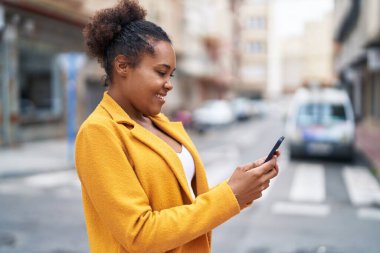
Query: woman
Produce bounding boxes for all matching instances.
[75,1,280,252]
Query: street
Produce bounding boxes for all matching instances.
[1,100,380,253]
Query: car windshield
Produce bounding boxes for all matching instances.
[297,103,347,126]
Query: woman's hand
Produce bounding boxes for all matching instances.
[227,151,280,209]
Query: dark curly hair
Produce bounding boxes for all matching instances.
[83,0,172,86]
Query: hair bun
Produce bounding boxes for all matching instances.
[83,0,147,64]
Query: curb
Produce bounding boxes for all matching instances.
[355,148,380,182]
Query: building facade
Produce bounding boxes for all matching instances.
[282,13,334,92]
[334,0,380,123]
[179,0,234,105]
[0,0,187,145]
[0,0,238,145]
[0,0,87,146]
[236,0,270,98]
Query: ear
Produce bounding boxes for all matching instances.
[114,55,130,77]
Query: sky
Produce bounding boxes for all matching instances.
[273,0,334,39]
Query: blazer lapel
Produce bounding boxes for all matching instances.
[151,118,209,197]
[99,92,209,200]
[130,123,196,201]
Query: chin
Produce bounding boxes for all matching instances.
[148,108,162,116]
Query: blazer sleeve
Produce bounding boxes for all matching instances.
[75,123,240,253]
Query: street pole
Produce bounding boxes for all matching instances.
[60,52,85,163]
[1,23,18,146]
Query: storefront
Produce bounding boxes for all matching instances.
[0,2,85,145]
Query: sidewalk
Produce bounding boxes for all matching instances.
[0,138,74,178]
[356,119,380,178]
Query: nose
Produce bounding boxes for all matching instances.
[164,78,173,91]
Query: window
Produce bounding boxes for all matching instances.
[246,41,266,54]
[240,65,267,80]
[18,47,62,124]
[297,103,347,127]
[245,0,268,5]
[246,17,266,30]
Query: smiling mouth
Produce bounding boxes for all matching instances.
[156,94,166,102]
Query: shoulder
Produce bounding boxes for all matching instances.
[80,106,110,129]
[77,106,121,142]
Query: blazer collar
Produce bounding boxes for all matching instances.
[99,92,135,126]
[99,92,209,201]
[149,117,209,199]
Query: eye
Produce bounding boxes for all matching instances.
[156,70,166,77]
[170,74,175,78]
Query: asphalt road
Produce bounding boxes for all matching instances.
[0,100,379,253]
[193,102,380,253]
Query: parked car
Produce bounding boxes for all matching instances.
[230,97,253,121]
[285,87,355,160]
[250,99,268,118]
[192,100,235,131]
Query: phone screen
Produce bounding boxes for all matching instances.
[264,136,285,163]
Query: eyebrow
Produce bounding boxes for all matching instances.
[157,64,176,72]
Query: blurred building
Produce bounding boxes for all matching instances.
[334,0,380,124]
[282,12,334,92]
[77,0,186,120]
[0,0,187,146]
[0,0,87,146]
[237,0,270,98]
[0,0,243,146]
[81,0,235,115]
[179,0,234,107]
[140,0,189,114]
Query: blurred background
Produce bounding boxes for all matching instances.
[0,0,379,252]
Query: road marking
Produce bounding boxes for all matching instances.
[201,145,239,187]
[357,207,380,221]
[0,171,81,196]
[272,201,330,217]
[289,164,325,202]
[342,166,380,206]
[24,170,81,188]
[200,145,239,166]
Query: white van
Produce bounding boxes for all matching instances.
[285,87,355,160]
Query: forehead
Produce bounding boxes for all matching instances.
[140,41,176,67]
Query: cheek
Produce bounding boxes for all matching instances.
[141,75,163,92]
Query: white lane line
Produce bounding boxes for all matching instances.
[202,146,239,188]
[343,166,380,206]
[200,145,239,166]
[205,160,236,188]
[357,207,380,221]
[249,154,287,203]
[289,164,325,203]
[272,201,330,217]
[24,170,81,188]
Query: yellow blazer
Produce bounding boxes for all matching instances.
[75,92,240,253]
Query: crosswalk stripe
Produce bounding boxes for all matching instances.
[289,163,325,202]
[357,207,380,221]
[272,201,330,216]
[342,166,380,206]
[202,145,380,220]
[202,146,239,188]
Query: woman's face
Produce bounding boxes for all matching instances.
[120,40,176,117]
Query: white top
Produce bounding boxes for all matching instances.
[176,145,196,199]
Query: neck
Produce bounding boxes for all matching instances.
[107,87,146,123]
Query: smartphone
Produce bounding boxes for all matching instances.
[264,136,285,163]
